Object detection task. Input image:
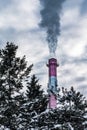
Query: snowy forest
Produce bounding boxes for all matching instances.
[0,42,87,130]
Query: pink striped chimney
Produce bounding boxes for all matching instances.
[47,58,59,109]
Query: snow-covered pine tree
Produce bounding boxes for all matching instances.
[36,105,73,130]
[18,74,48,129]
[59,86,87,130]
[37,87,87,130]
[0,42,33,129]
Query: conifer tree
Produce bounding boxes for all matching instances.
[59,86,87,130]
[0,42,33,129]
[19,74,48,129]
[37,87,87,130]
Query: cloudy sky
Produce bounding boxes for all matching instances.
[0,0,87,96]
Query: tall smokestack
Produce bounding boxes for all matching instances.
[39,0,65,108]
[47,58,59,109]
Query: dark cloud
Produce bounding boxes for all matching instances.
[0,0,13,10]
[63,0,82,10]
[60,54,87,66]
[75,77,86,82]
[79,84,87,90]
[71,58,87,64]
[80,0,87,15]
[0,27,41,44]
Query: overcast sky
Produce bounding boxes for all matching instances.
[0,0,87,96]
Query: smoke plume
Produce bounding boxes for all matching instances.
[40,0,65,54]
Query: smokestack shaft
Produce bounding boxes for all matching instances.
[47,58,59,109]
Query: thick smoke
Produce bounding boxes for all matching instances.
[40,0,65,54]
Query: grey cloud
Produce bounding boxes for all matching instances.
[80,0,87,15]
[60,55,87,66]
[62,69,71,75]
[0,28,19,42]
[0,0,13,10]
[63,0,82,10]
[84,45,87,55]
[59,54,70,65]
[36,72,46,76]
[78,84,87,97]
[0,27,41,43]
[35,61,45,68]
[78,84,87,90]
[75,77,86,82]
[73,58,87,64]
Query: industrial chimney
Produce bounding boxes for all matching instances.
[47,57,59,109]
